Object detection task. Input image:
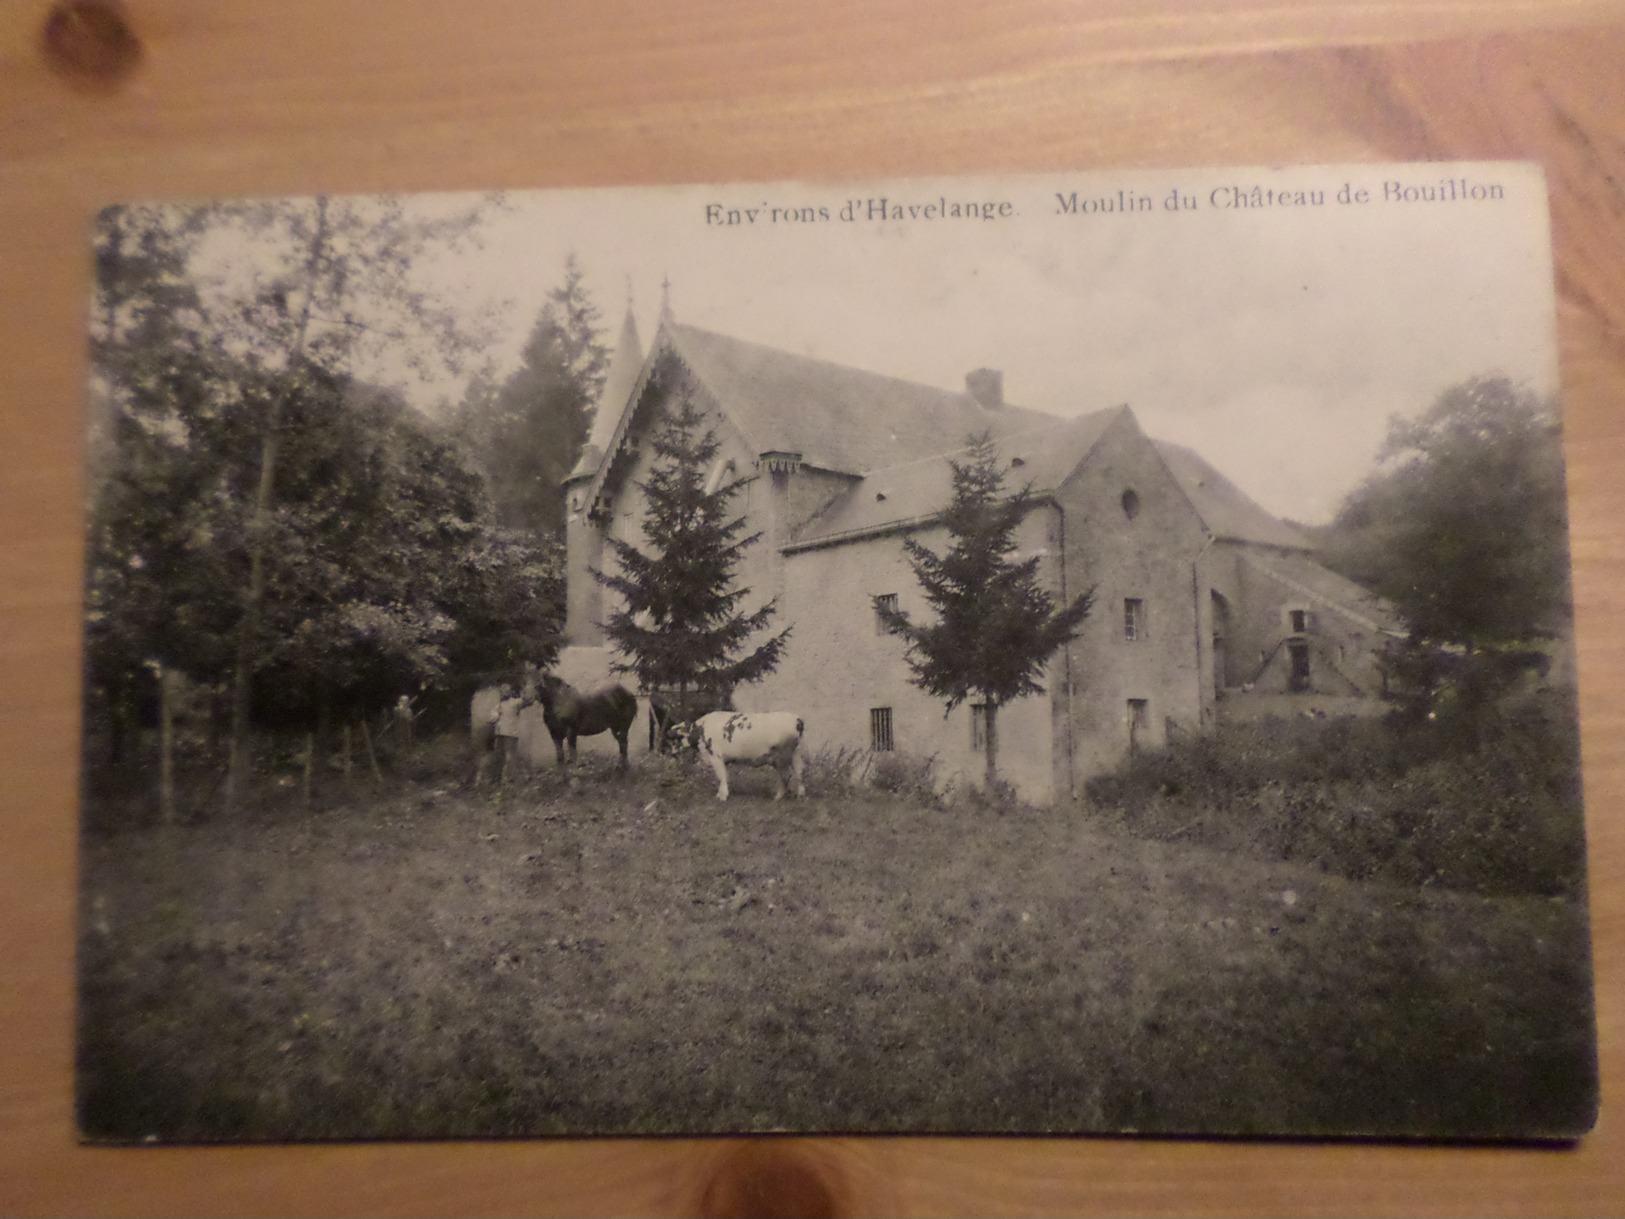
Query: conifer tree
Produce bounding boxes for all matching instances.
[876,431,1094,791]
[462,255,608,538]
[593,396,790,718]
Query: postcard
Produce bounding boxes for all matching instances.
[78,164,1596,1140]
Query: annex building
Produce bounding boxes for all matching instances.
[554,307,1399,803]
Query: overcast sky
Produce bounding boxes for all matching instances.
[390,162,1558,525]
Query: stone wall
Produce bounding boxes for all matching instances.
[1059,411,1210,784]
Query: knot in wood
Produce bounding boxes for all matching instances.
[697,1142,847,1219]
[41,0,142,90]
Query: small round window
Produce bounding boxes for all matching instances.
[1121,489,1141,520]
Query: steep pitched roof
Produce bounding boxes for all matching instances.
[664,323,1058,475]
[1153,441,1312,551]
[575,317,1323,560]
[566,307,645,484]
[789,407,1127,550]
[1240,549,1404,635]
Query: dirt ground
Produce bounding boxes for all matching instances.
[76,751,1597,1141]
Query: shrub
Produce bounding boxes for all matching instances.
[800,745,872,793]
[871,752,939,802]
[798,747,941,802]
[1080,688,1585,897]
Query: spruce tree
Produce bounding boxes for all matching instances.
[876,431,1094,791]
[462,255,608,538]
[593,397,790,718]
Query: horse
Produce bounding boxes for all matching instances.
[536,673,639,770]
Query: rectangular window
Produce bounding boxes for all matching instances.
[1288,608,1309,634]
[870,707,894,752]
[1124,598,1147,642]
[875,593,899,634]
[1127,699,1149,753]
[970,703,989,750]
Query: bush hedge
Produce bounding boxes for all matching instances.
[1081,689,1586,897]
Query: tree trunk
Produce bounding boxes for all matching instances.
[302,731,314,808]
[316,691,332,791]
[158,664,176,824]
[984,701,999,794]
[360,717,384,785]
[109,681,135,770]
[221,418,281,807]
[223,197,330,812]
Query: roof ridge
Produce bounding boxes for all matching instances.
[856,405,1127,481]
[1239,550,1398,635]
[668,320,1063,419]
[1151,439,1312,551]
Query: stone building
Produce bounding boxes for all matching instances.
[554,308,1399,802]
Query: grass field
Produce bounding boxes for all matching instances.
[77,744,1597,1142]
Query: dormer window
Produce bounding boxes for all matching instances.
[761,451,803,476]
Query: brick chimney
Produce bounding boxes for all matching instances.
[966,368,1003,410]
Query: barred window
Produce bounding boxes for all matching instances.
[1124,598,1147,641]
[875,593,899,634]
[870,707,894,752]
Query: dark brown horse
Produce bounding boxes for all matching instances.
[536,673,638,770]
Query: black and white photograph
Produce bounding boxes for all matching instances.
[77,163,1596,1142]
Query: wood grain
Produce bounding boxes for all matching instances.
[6,3,1625,1214]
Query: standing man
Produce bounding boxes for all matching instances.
[488,682,527,786]
[393,693,417,745]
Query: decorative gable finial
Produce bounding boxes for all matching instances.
[660,274,673,323]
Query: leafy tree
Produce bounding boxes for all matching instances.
[86,198,561,810]
[592,395,790,718]
[1321,377,1571,727]
[239,371,558,730]
[1324,376,1570,653]
[251,377,457,715]
[85,350,563,807]
[86,208,236,807]
[876,432,1094,791]
[447,528,564,684]
[84,347,244,806]
[459,255,608,537]
[90,205,212,432]
[185,194,499,805]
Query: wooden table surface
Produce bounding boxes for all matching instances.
[6,2,1625,1214]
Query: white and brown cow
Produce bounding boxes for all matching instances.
[681,711,806,802]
